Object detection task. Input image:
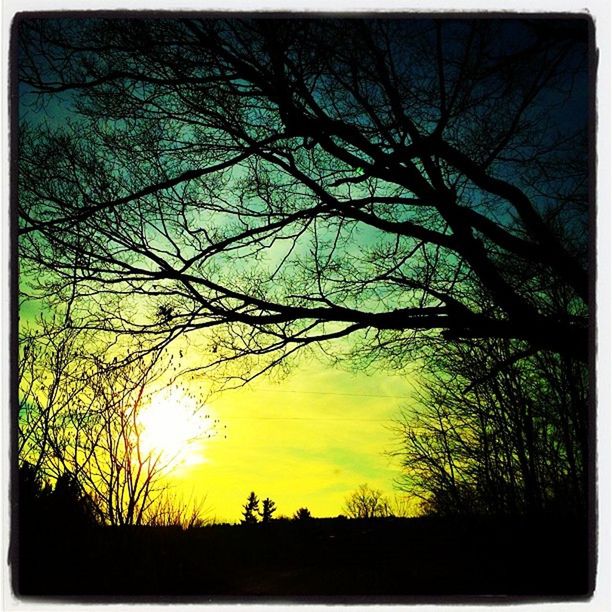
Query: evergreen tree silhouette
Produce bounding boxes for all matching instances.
[241,491,260,524]
[260,498,277,523]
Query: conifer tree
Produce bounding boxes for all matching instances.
[260,498,277,523]
[241,491,260,524]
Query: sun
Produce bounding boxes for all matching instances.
[138,386,214,471]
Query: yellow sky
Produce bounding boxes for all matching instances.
[166,360,419,523]
[19,295,422,524]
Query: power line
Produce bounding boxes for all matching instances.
[220,415,393,422]
[252,389,413,399]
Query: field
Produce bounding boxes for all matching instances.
[15,514,592,601]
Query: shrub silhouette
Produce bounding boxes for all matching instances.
[293,507,312,521]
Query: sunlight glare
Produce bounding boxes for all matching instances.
[139,387,213,472]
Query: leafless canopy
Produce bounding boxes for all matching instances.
[18,17,590,379]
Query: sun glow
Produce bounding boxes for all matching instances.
[139,387,214,472]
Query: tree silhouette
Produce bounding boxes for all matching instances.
[293,507,312,521]
[260,497,277,523]
[18,462,97,528]
[241,491,260,524]
[18,315,193,526]
[393,337,588,517]
[18,461,52,526]
[145,490,209,528]
[343,484,392,519]
[17,17,590,385]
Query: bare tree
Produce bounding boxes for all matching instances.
[343,483,392,519]
[18,314,200,525]
[70,356,172,525]
[144,490,210,528]
[392,337,588,516]
[17,17,590,386]
[18,316,90,480]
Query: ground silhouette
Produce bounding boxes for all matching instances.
[15,512,590,599]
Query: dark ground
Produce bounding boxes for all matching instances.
[14,514,592,601]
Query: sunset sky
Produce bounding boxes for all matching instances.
[168,360,418,522]
[19,296,420,522]
[16,15,589,527]
[12,14,595,603]
[17,24,423,522]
